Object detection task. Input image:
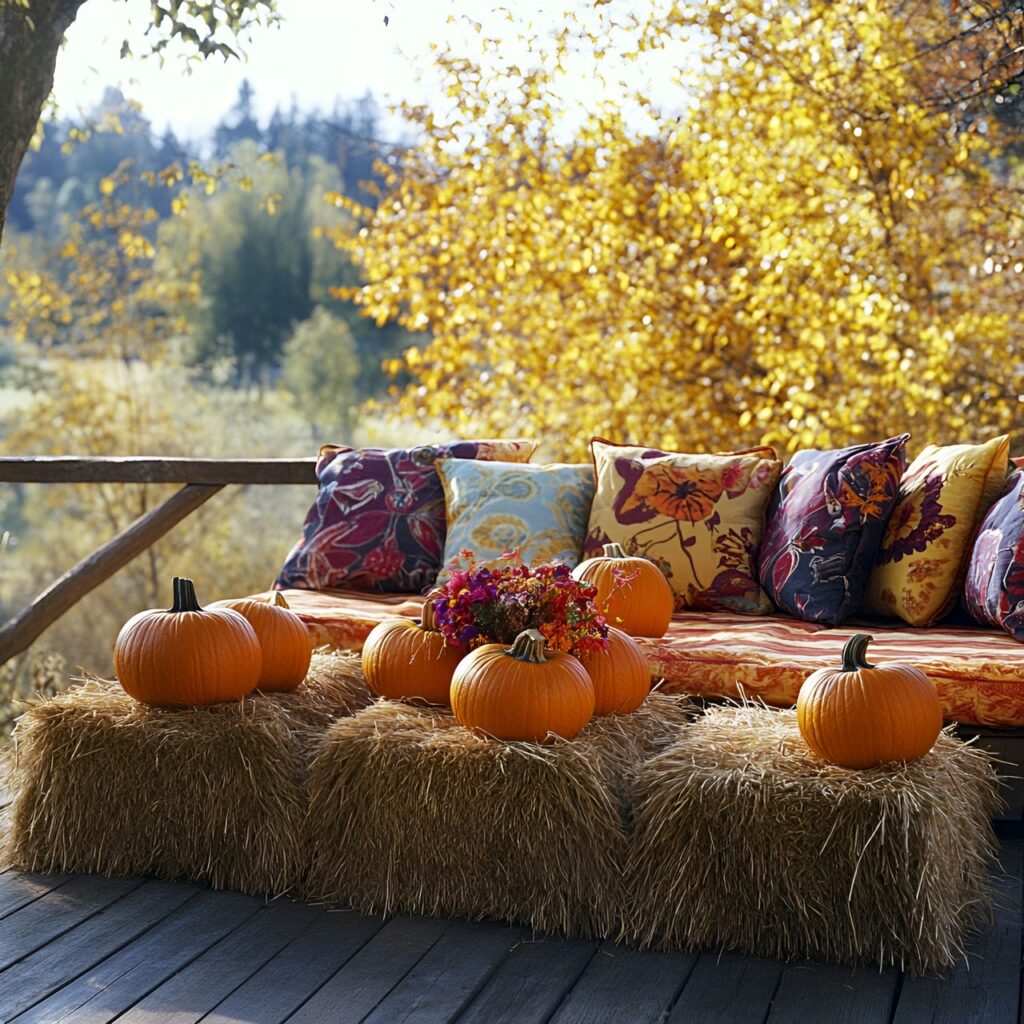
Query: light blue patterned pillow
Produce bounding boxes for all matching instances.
[436,459,595,571]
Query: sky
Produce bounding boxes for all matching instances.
[51,0,693,146]
[52,0,460,142]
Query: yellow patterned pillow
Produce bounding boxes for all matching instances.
[585,441,782,614]
[862,435,1009,626]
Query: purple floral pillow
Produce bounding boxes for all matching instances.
[757,435,909,625]
[275,439,535,594]
[964,470,1024,639]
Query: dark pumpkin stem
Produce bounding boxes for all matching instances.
[170,577,203,613]
[507,628,548,663]
[269,591,290,609]
[841,633,875,671]
[602,542,628,559]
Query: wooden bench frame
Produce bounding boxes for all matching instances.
[0,456,316,667]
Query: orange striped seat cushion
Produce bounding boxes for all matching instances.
[263,589,1024,728]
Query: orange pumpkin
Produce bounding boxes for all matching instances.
[450,628,595,742]
[797,633,943,769]
[576,626,651,715]
[114,577,262,707]
[361,594,463,704]
[571,543,674,638]
[219,591,313,691]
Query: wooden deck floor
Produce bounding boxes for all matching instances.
[0,834,1019,1024]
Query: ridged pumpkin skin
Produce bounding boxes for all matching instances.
[797,633,943,769]
[576,626,651,715]
[571,543,673,638]
[362,597,462,704]
[219,592,313,691]
[450,629,595,742]
[115,577,262,707]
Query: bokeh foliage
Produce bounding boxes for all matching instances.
[341,0,1024,459]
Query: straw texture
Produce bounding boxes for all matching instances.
[2,651,371,896]
[622,704,1001,973]
[303,693,693,937]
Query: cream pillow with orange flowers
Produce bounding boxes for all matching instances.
[861,435,1009,627]
[584,440,782,614]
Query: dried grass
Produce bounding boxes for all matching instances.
[303,693,694,938]
[2,651,371,896]
[622,704,1001,974]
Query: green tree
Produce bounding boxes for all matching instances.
[281,306,359,440]
[159,143,360,388]
[214,79,264,157]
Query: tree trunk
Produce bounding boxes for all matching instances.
[0,0,86,246]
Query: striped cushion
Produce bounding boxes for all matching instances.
[261,589,1024,728]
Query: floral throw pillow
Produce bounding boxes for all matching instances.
[964,470,1024,639]
[436,460,596,572]
[758,435,909,625]
[275,439,535,594]
[585,441,782,614]
[862,435,1010,626]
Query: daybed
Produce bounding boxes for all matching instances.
[259,587,1024,730]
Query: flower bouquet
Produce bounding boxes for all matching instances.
[430,550,609,655]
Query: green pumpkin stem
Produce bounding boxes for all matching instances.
[170,577,203,613]
[602,542,628,559]
[507,628,548,663]
[841,633,875,671]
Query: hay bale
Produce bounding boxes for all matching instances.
[622,704,1001,973]
[2,651,370,896]
[303,693,693,938]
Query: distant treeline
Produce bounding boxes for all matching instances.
[5,82,411,399]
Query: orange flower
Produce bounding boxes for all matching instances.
[622,462,724,522]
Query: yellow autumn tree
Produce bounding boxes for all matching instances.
[338,1,1024,458]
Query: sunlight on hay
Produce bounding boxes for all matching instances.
[2,651,370,896]
[622,704,1001,974]
[304,693,694,938]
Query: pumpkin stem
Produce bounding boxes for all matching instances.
[602,542,628,559]
[170,577,203,613]
[269,591,290,609]
[841,633,875,671]
[506,628,548,663]
[420,598,437,632]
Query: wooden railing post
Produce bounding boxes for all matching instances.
[0,483,223,666]
[0,455,319,668]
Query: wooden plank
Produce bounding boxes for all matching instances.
[891,839,1022,1024]
[200,911,385,1024]
[284,916,451,1024]
[361,921,526,1024]
[456,937,596,1024]
[0,879,197,1020]
[958,728,1024,822]
[547,942,699,1024]
[115,896,322,1024]
[667,953,783,1024]
[0,457,316,485]
[0,875,143,971]
[0,483,222,666]
[11,889,262,1024]
[766,964,899,1024]
[0,871,72,922]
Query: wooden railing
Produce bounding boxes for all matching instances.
[0,457,317,667]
